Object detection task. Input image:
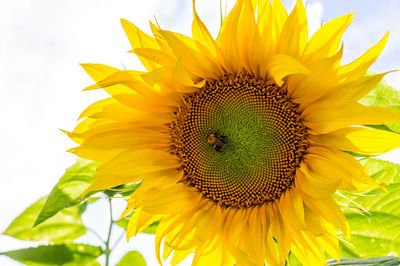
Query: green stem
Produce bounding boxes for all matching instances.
[105,197,113,266]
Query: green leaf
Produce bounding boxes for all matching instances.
[342,212,400,257]
[115,216,130,230]
[141,221,159,234]
[359,78,400,133]
[104,182,142,197]
[327,257,400,265]
[0,243,102,266]
[339,158,400,258]
[287,252,302,266]
[63,244,102,266]
[35,159,101,226]
[116,251,146,266]
[4,197,86,242]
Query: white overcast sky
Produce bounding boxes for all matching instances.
[1,0,400,265]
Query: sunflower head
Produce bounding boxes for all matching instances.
[170,73,309,208]
[67,0,400,265]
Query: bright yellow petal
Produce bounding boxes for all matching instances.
[192,0,220,58]
[265,54,311,85]
[83,149,179,193]
[310,126,400,154]
[80,63,119,83]
[303,13,354,59]
[296,164,342,198]
[77,97,117,120]
[287,47,343,103]
[317,233,340,261]
[121,19,159,70]
[236,0,259,74]
[303,102,400,134]
[278,0,307,57]
[279,188,306,231]
[133,48,174,67]
[218,0,243,72]
[125,208,163,238]
[112,93,177,113]
[121,19,158,50]
[300,192,349,237]
[270,203,292,264]
[303,204,326,236]
[74,128,169,151]
[338,32,389,81]
[172,58,206,93]
[326,72,388,101]
[135,183,202,214]
[291,231,326,266]
[257,0,276,62]
[271,0,288,35]
[160,30,220,79]
[307,146,380,190]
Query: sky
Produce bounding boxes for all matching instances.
[1,0,400,265]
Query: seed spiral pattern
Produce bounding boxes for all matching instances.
[170,73,309,208]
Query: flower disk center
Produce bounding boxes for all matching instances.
[170,74,309,208]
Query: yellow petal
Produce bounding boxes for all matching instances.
[125,208,163,238]
[77,97,117,120]
[308,146,379,190]
[271,0,288,35]
[136,183,201,214]
[191,0,219,58]
[292,232,326,266]
[121,19,158,50]
[300,192,349,237]
[80,63,119,83]
[278,0,308,57]
[193,247,233,266]
[172,58,205,93]
[112,93,177,113]
[304,148,357,191]
[288,46,343,103]
[310,126,400,155]
[218,0,243,73]
[84,70,144,95]
[133,48,174,67]
[160,30,220,79]
[278,188,306,230]
[338,32,389,82]
[287,73,330,104]
[296,165,342,198]
[326,72,388,101]
[121,19,159,70]
[317,233,340,261]
[83,149,179,194]
[269,203,292,264]
[257,0,276,63]
[303,13,354,58]
[155,214,180,264]
[303,102,400,134]
[76,128,169,150]
[172,248,196,266]
[265,54,311,85]
[303,204,326,236]
[149,21,171,53]
[236,0,259,74]
[141,67,170,86]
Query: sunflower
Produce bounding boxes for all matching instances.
[67,0,400,265]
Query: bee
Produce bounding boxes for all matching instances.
[207,133,226,151]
